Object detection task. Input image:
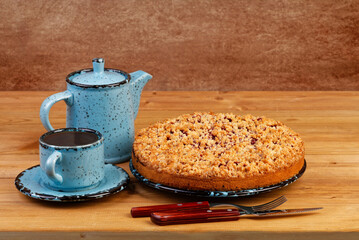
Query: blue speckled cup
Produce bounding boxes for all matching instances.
[39,128,105,191]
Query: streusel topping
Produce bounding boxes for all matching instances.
[133,112,304,179]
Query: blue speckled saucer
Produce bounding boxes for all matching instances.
[130,160,306,197]
[15,164,129,202]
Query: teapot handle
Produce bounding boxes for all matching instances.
[40,90,74,131]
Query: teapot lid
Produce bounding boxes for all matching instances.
[66,58,130,88]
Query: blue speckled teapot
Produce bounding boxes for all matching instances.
[40,58,152,164]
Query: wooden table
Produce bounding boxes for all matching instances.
[0,91,358,239]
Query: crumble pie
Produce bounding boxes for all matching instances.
[132,112,304,191]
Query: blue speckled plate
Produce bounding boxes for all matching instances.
[130,160,306,197]
[15,164,129,202]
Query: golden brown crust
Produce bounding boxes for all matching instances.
[133,112,305,191]
[132,151,304,190]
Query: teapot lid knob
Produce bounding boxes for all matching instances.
[92,58,104,74]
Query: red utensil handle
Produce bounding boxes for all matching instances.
[151,215,240,226]
[131,201,210,217]
[150,208,240,225]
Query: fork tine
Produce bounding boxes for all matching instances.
[251,196,286,209]
[253,200,286,211]
[210,195,287,213]
[252,196,287,211]
[253,197,287,211]
[252,195,286,208]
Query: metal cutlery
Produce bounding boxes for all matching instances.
[151,207,323,226]
[131,195,287,217]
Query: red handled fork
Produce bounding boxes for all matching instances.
[131,195,287,217]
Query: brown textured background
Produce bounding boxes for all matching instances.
[0,0,358,91]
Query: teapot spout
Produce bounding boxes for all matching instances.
[130,70,152,119]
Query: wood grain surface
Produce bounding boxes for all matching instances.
[1,0,359,91]
[0,91,358,239]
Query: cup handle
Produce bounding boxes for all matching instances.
[40,90,74,131]
[45,151,63,184]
